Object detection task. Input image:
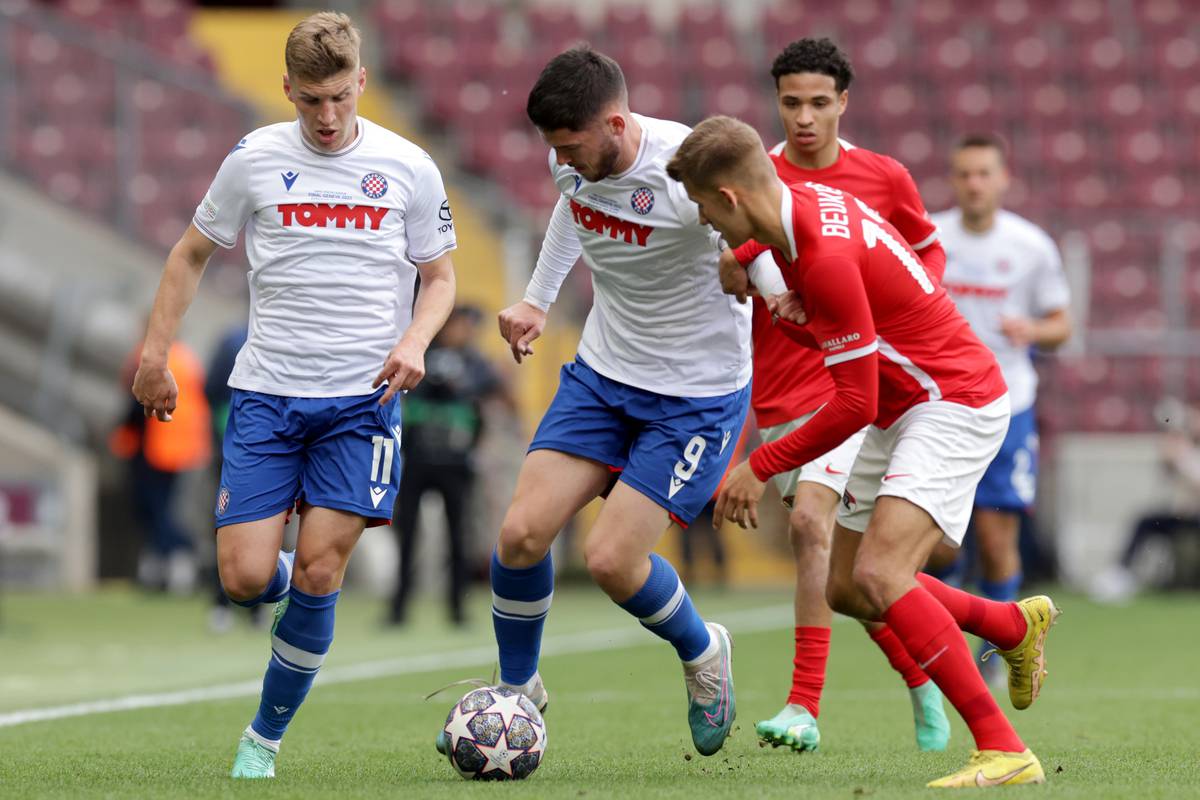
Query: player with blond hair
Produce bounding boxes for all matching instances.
[132,11,457,778]
[668,116,1059,788]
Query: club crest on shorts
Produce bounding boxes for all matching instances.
[361,172,388,199]
[630,187,654,215]
[217,487,230,514]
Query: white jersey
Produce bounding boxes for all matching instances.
[934,208,1069,413]
[523,114,752,397]
[193,117,456,397]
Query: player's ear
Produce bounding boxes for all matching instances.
[836,90,849,116]
[357,65,366,94]
[718,186,738,210]
[282,73,292,101]
[607,111,626,137]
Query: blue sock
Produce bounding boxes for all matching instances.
[249,585,337,745]
[618,554,712,662]
[491,550,554,687]
[231,551,293,608]
[979,572,1022,603]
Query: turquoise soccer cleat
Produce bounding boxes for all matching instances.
[909,681,951,752]
[684,623,736,756]
[230,732,276,779]
[755,704,820,752]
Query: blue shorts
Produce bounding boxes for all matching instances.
[974,406,1038,511]
[215,388,403,528]
[529,358,751,526]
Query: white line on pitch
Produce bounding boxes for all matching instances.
[0,603,795,730]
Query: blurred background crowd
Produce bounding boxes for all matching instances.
[1,0,1198,627]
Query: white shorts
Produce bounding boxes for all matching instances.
[836,394,1011,545]
[760,408,868,507]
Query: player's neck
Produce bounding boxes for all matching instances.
[961,208,997,234]
[783,138,841,171]
[750,181,793,258]
[613,115,643,175]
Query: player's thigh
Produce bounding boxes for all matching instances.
[293,505,368,593]
[585,479,672,570]
[790,425,866,546]
[499,448,611,559]
[216,510,289,597]
[858,496,945,580]
[972,507,1020,560]
[215,389,305,529]
[834,423,891,536]
[621,383,751,528]
[875,396,1010,549]
[302,389,403,527]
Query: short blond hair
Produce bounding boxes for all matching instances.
[285,11,361,82]
[666,116,772,190]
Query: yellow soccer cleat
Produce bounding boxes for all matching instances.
[927,749,1046,788]
[983,595,1061,711]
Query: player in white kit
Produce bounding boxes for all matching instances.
[930,134,1071,682]
[470,46,751,758]
[130,13,457,778]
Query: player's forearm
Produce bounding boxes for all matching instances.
[732,239,769,267]
[748,357,878,480]
[525,195,582,311]
[406,260,456,349]
[1033,310,1071,349]
[140,245,208,366]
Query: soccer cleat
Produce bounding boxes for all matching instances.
[982,596,1061,711]
[683,622,735,756]
[926,748,1045,788]
[909,680,951,752]
[230,733,276,779]
[755,704,819,752]
[436,674,548,756]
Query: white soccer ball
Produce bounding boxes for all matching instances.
[441,686,546,780]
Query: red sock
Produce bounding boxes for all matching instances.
[917,573,1027,650]
[868,625,930,689]
[883,587,1024,753]
[787,626,830,717]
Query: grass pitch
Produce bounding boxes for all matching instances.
[0,584,1196,799]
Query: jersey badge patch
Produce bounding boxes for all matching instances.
[631,186,655,215]
[361,172,389,200]
[281,170,299,191]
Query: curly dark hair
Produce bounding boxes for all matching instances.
[770,37,855,93]
[527,45,627,131]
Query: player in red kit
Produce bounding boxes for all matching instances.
[668,116,1059,789]
[717,38,949,753]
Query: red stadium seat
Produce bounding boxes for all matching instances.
[677,3,733,46]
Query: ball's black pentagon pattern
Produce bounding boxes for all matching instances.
[441,686,546,781]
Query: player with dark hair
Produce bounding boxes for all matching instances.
[436,45,752,759]
[929,133,1071,683]
[669,114,1058,789]
[717,37,950,752]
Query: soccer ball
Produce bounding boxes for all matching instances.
[441,686,546,780]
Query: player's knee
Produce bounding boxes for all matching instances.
[292,555,340,595]
[496,513,552,568]
[788,506,833,555]
[582,542,626,592]
[850,557,890,615]
[218,563,272,603]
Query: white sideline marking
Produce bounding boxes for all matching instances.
[0,603,795,730]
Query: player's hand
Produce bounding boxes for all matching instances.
[374,336,427,404]
[713,460,765,530]
[718,248,754,304]
[498,301,546,364]
[1000,315,1036,347]
[131,361,177,422]
[766,291,807,325]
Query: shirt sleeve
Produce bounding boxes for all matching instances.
[1030,232,1071,316]
[747,250,788,296]
[917,239,947,283]
[887,159,940,254]
[748,256,880,480]
[192,144,255,249]
[733,238,770,267]
[404,155,457,264]
[524,194,582,311]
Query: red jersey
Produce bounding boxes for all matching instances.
[748,181,1006,482]
[736,140,945,428]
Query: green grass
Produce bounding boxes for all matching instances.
[0,585,1197,798]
